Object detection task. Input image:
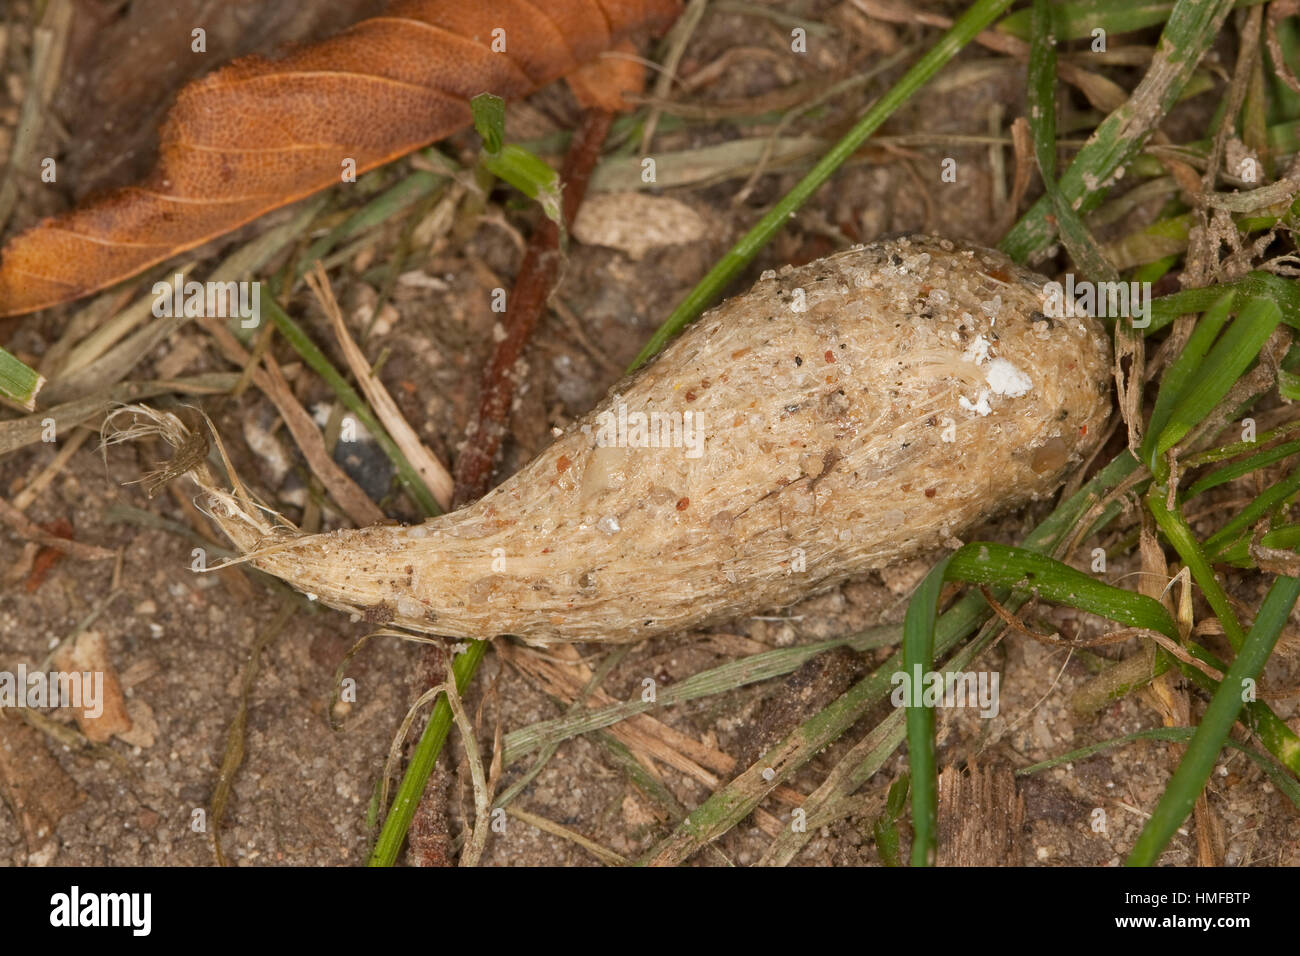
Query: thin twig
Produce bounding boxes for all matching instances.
[308,263,454,509]
[444,670,491,868]
[451,108,615,506]
[0,495,115,560]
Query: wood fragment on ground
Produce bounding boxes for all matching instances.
[935,761,1025,866]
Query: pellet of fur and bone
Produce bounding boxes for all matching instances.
[111,235,1112,645]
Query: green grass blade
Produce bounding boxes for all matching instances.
[1141,290,1235,466]
[471,93,506,154]
[482,145,563,226]
[472,91,562,225]
[1146,271,1300,336]
[1184,438,1300,499]
[300,170,444,270]
[998,0,1264,42]
[950,544,1179,634]
[628,0,1018,370]
[1279,368,1300,401]
[1185,418,1300,468]
[1000,0,1235,262]
[1127,575,1300,864]
[261,293,442,517]
[1146,486,1247,649]
[902,556,950,866]
[1025,0,1119,282]
[1202,465,1300,558]
[0,346,44,410]
[1217,523,1300,566]
[367,639,488,866]
[637,591,995,866]
[872,774,910,866]
[1018,726,1300,809]
[1152,296,1281,460]
[904,542,1180,865]
[1019,726,1200,774]
[1144,489,1300,771]
[502,624,899,765]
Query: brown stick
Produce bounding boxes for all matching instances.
[451,109,615,507]
[0,496,115,561]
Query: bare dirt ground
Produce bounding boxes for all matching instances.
[1,0,1297,867]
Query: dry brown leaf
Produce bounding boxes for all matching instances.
[52,630,133,743]
[0,0,682,317]
[565,40,647,112]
